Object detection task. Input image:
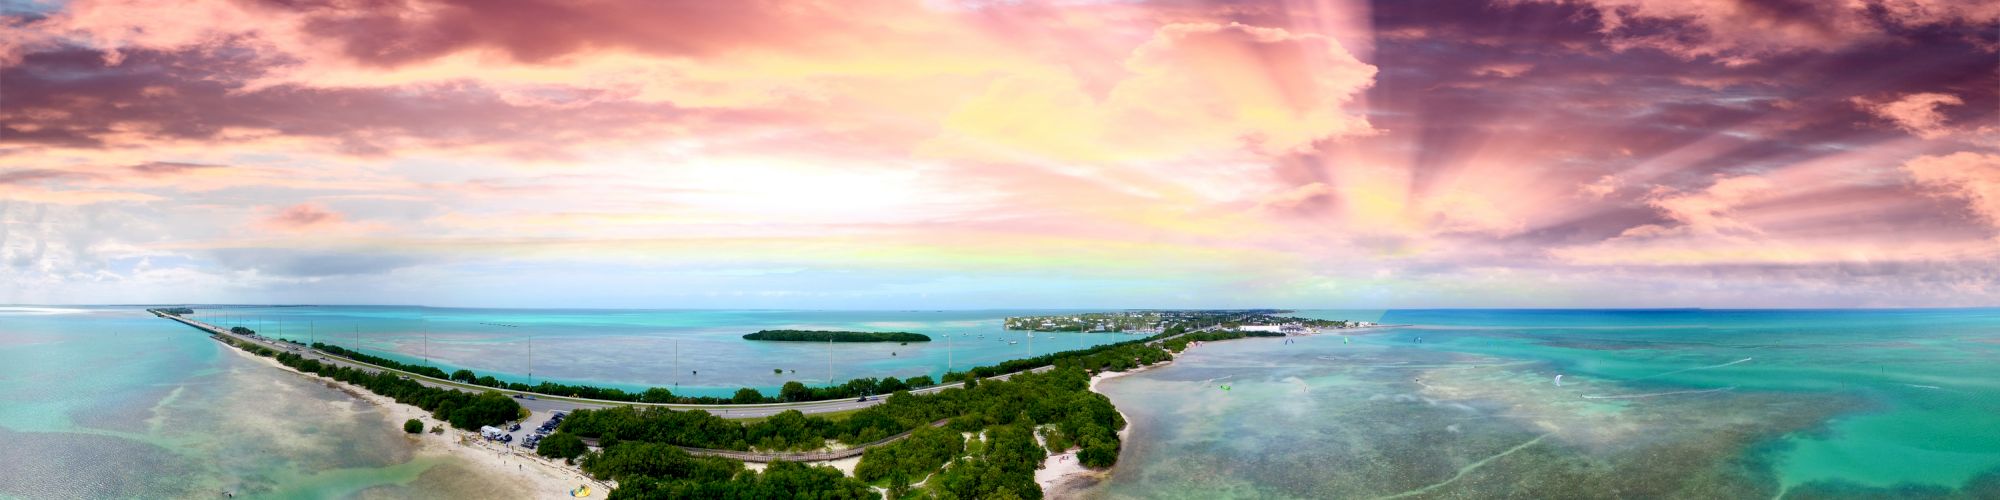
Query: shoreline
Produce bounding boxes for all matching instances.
[214,337,597,499]
[1036,361,1167,498]
[1037,329,1344,498]
[203,317,1369,499]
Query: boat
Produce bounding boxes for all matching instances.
[1009,340,1019,345]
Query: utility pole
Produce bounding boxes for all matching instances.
[422,320,429,366]
[827,337,833,384]
[528,336,534,386]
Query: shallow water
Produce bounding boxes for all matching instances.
[0,307,520,499]
[175,306,1139,397]
[1086,309,2000,499]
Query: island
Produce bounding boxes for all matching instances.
[159,308,1371,499]
[742,329,932,342]
[1005,310,1371,333]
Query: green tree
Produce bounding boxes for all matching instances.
[537,432,588,460]
[888,470,912,499]
[780,381,812,402]
[640,387,675,403]
[403,418,423,434]
[732,387,764,404]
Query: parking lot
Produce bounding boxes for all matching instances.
[477,396,577,451]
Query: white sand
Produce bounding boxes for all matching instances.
[1035,448,1101,498]
[742,454,863,476]
[1034,362,1166,497]
[219,343,596,499]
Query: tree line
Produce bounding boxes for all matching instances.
[535,324,1303,498]
[219,337,521,430]
[544,366,1130,499]
[585,445,876,499]
[314,343,938,405]
[1161,330,1286,352]
[538,328,1203,499]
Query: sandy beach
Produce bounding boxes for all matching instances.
[1036,361,1165,498]
[217,341,596,499]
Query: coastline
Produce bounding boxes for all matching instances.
[214,338,595,499]
[1037,330,1353,498]
[1036,361,1166,499]
[200,318,1362,499]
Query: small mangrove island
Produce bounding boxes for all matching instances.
[742,330,932,342]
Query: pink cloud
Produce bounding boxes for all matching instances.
[921,21,1377,163]
[128,161,223,176]
[1640,174,1776,236]
[1854,92,1965,139]
[1579,175,1622,199]
[1903,152,2000,227]
[1511,0,1999,63]
[1471,63,1534,78]
[260,203,345,231]
[3,0,1996,306]
[1259,182,1336,211]
[0,169,96,185]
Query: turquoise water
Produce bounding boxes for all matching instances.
[16,307,1998,498]
[0,307,525,499]
[175,307,1139,397]
[1087,309,2000,499]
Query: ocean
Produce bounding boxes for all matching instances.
[8,307,1996,499]
[0,306,527,499]
[0,306,1132,499]
[162,306,1140,398]
[1083,309,2000,499]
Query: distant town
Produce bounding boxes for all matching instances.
[1003,310,1374,334]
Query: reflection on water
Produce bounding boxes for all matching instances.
[0,307,518,499]
[1088,309,2000,499]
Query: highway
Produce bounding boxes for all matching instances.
[155,311,1050,418]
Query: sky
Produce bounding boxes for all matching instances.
[1,0,1996,309]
